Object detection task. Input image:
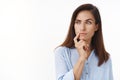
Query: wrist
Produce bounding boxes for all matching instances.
[79,56,86,62]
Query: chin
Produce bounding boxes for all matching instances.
[80,37,86,40]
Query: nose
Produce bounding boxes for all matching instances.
[80,23,85,31]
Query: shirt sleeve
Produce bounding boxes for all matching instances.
[54,47,74,80]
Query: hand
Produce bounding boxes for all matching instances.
[74,33,90,60]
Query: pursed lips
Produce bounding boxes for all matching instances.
[80,33,87,35]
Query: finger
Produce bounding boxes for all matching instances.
[85,44,89,51]
[74,33,80,42]
[83,45,88,51]
[81,41,89,51]
[86,44,89,48]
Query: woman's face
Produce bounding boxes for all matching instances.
[74,10,98,42]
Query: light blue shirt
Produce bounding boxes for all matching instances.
[55,46,113,80]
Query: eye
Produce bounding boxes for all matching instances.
[75,21,81,24]
[86,21,92,24]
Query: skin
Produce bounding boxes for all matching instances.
[73,10,98,80]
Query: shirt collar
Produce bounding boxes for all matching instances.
[87,49,95,62]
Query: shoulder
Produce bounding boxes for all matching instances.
[106,55,112,64]
[54,46,67,52]
[54,46,68,52]
[54,46,68,55]
[104,55,113,67]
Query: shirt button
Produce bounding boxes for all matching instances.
[86,73,88,75]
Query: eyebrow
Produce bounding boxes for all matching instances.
[86,19,95,22]
[75,18,95,22]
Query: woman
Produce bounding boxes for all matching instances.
[54,4,113,80]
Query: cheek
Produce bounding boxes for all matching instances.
[87,27,95,36]
[74,26,80,34]
[89,29,96,37]
[91,31,95,37]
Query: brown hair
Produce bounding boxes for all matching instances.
[60,4,109,66]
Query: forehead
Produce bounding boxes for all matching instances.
[76,10,95,21]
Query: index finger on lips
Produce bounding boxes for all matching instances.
[74,33,80,43]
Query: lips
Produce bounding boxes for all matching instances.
[80,33,87,35]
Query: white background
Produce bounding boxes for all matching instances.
[0,0,120,80]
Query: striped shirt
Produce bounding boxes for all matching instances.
[55,46,113,80]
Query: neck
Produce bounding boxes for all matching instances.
[86,39,93,59]
[86,39,92,49]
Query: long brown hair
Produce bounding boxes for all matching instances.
[60,4,109,66]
